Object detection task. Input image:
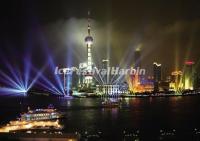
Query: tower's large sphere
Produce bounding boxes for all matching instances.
[85,36,93,44]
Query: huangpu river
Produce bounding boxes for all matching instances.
[0,95,200,140]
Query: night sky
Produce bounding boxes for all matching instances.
[0,0,200,78]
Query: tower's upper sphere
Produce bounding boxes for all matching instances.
[85,35,93,44]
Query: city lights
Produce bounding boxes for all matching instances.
[0,1,200,140]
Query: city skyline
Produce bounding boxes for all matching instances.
[0,0,200,78]
[1,1,200,140]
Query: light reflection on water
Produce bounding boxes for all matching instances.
[0,96,200,137]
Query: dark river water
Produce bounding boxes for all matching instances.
[0,95,200,140]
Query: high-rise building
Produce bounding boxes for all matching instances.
[153,62,162,92]
[169,71,183,91]
[102,59,109,84]
[71,70,79,90]
[78,62,87,87]
[134,48,142,68]
[102,59,109,69]
[194,65,200,89]
[132,48,142,91]
[63,67,78,96]
[84,11,94,86]
[184,61,194,90]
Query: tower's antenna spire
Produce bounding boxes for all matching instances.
[87,11,91,35]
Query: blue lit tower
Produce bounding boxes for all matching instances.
[84,11,94,85]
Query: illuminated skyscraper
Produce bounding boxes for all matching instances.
[102,59,109,70]
[84,11,94,86]
[153,62,162,92]
[102,59,109,84]
[184,61,194,90]
[134,48,142,68]
[78,62,87,87]
[133,48,142,90]
[169,71,183,91]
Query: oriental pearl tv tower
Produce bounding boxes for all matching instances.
[84,11,94,86]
